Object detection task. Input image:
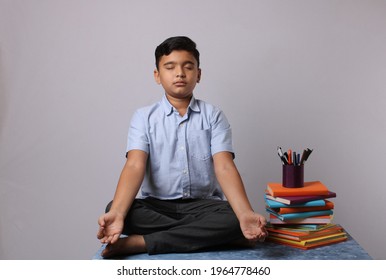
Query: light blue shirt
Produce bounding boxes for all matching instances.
[126,94,234,200]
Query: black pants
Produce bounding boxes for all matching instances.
[105,198,244,255]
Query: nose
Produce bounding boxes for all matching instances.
[176,66,186,78]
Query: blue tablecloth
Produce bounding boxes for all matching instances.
[93,234,371,260]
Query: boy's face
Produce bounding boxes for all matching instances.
[154,50,201,101]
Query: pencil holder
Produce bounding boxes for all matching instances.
[282,165,304,188]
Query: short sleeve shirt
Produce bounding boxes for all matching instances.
[126,94,234,200]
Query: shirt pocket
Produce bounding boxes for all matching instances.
[188,129,212,160]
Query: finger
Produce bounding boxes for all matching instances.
[259,227,268,237]
[244,230,259,241]
[246,236,258,242]
[257,231,267,241]
[97,226,105,239]
[259,230,268,241]
[105,235,113,244]
[251,235,259,241]
[258,216,267,226]
[110,233,120,244]
[99,234,108,243]
[98,214,106,227]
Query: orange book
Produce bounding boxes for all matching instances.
[266,181,330,197]
[267,224,344,241]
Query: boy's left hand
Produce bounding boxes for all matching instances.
[239,211,268,242]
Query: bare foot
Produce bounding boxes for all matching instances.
[102,234,147,258]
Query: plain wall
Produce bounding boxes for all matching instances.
[1,0,385,259]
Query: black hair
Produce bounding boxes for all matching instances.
[155,36,200,70]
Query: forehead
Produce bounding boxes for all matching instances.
[160,50,197,65]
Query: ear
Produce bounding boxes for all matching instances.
[197,68,202,83]
[154,69,161,84]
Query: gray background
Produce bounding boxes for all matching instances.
[1,0,385,259]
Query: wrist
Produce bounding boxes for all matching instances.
[108,207,127,219]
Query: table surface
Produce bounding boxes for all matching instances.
[93,234,372,260]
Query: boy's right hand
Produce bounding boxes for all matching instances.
[97,211,125,244]
[239,211,268,242]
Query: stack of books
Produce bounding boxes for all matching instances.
[264,181,348,249]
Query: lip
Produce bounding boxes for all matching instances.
[173,81,187,86]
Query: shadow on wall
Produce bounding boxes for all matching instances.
[0,49,6,258]
[0,49,8,144]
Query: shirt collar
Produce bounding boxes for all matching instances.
[189,96,200,113]
[161,94,200,116]
[161,94,174,116]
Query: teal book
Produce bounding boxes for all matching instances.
[266,209,334,221]
[264,194,326,208]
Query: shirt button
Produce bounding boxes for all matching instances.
[180,146,185,150]
[183,169,188,174]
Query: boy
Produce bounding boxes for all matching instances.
[97,36,267,258]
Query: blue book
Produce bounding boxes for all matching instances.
[266,208,334,221]
[264,194,326,208]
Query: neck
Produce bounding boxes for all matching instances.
[166,94,192,116]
